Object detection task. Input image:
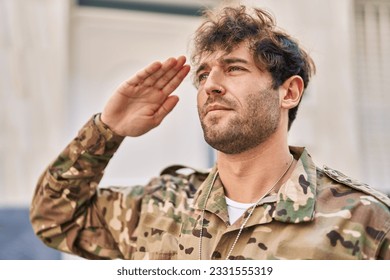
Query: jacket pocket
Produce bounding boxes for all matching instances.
[132,213,180,260]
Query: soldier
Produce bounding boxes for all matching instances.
[30,5,390,260]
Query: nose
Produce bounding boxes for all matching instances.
[204,70,225,96]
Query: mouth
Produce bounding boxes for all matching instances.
[205,104,233,115]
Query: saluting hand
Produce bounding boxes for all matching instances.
[101,56,191,137]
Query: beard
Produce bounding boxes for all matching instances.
[198,88,280,154]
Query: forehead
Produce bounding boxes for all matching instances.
[196,43,254,68]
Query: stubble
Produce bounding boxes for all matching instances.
[198,88,280,154]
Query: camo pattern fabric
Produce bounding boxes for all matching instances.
[30,115,390,260]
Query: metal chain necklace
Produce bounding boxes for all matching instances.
[198,154,294,260]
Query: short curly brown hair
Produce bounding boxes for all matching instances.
[191,5,316,130]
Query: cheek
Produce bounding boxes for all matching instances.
[196,91,206,108]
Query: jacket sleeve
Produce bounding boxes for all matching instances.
[377,229,390,259]
[29,114,141,259]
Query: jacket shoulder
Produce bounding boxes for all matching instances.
[321,165,390,208]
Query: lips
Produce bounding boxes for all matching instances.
[205,104,232,115]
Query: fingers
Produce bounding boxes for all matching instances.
[116,61,163,96]
[160,64,191,94]
[128,56,189,91]
[153,56,187,89]
[154,95,180,124]
[132,61,164,85]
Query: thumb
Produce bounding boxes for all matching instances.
[154,95,179,125]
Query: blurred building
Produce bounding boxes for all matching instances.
[0,0,389,259]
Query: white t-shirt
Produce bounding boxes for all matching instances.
[225,196,255,225]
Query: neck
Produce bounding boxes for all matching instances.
[216,132,295,203]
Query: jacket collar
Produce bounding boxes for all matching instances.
[193,146,317,225]
[273,146,316,223]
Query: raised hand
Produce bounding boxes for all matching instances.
[101,56,191,137]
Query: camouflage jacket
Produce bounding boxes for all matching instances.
[30,115,390,260]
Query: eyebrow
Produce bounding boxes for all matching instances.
[222,57,249,65]
[195,57,250,76]
[195,64,208,76]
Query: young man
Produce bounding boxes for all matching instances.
[30,5,390,260]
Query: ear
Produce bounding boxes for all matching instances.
[279,75,304,109]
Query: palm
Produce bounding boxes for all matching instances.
[101,56,190,137]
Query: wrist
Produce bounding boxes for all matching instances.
[94,113,125,140]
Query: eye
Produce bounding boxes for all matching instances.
[228,66,244,72]
[197,72,209,83]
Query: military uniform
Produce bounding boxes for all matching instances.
[30,115,390,260]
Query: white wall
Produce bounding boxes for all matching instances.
[0,0,70,206]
